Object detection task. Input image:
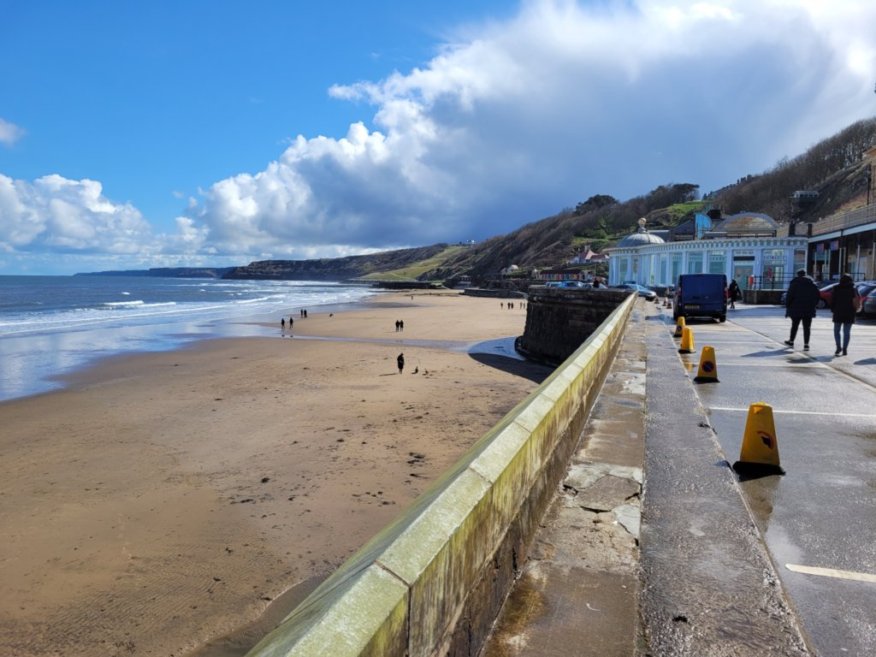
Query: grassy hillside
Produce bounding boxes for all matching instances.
[359,245,469,281]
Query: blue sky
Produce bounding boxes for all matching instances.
[1,0,875,275]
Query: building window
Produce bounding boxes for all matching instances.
[794,249,806,273]
[687,253,703,274]
[671,253,682,283]
[708,251,725,275]
[762,249,785,289]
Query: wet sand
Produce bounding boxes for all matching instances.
[0,292,548,657]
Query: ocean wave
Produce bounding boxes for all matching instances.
[104,300,146,308]
[234,295,285,305]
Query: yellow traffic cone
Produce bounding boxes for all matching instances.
[694,345,719,382]
[678,326,695,354]
[673,315,685,337]
[732,402,785,476]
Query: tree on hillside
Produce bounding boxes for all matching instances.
[716,117,876,221]
[575,194,618,214]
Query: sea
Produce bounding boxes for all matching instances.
[0,275,379,402]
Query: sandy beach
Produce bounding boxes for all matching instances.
[0,292,549,657]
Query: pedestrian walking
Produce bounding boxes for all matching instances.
[728,279,740,309]
[281,318,285,330]
[830,274,861,357]
[397,352,405,374]
[784,268,820,351]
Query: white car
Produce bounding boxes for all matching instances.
[615,283,657,300]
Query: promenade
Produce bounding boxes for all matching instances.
[482,299,876,657]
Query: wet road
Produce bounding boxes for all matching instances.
[666,304,876,656]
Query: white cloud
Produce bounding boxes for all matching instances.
[2,0,875,272]
[184,0,876,254]
[0,118,25,147]
[0,174,156,254]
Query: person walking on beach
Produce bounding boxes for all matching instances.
[281,318,285,330]
[830,274,861,357]
[289,316,294,329]
[397,352,405,374]
[784,268,820,351]
[728,279,740,309]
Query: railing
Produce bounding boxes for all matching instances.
[746,272,868,292]
[810,204,876,236]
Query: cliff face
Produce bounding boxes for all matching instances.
[223,244,449,280]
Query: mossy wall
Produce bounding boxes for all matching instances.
[245,295,636,657]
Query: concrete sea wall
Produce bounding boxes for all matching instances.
[245,295,636,657]
[517,287,631,365]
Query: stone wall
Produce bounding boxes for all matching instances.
[517,287,631,365]
[244,295,636,657]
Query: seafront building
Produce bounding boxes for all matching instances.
[606,215,808,292]
[607,146,876,289]
[804,203,876,281]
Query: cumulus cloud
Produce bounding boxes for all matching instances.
[2,0,875,271]
[185,0,876,254]
[0,118,25,147]
[0,174,155,254]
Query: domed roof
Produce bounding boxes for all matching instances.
[712,212,777,236]
[616,218,665,247]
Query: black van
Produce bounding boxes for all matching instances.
[673,273,727,322]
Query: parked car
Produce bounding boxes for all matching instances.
[614,283,657,300]
[857,281,876,316]
[818,280,875,312]
[816,282,838,309]
[545,280,591,289]
[673,273,727,322]
[780,278,836,306]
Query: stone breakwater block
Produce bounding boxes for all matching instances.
[539,375,581,432]
[469,422,538,533]
[540,360,584,405]
[513,394,564,466]
[378,468,494,657]
[248,565,408,657]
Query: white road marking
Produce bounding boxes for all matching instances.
[708,406,876,418]
[786,564,876,583]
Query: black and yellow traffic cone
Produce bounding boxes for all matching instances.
[732,402,785,476]
[673,315,685,337]
[678,326,695,354]
[693,345,719,382]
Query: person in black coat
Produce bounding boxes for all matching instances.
[830,274,860,357]
[784,269,820,350]
[728,279,740,309]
